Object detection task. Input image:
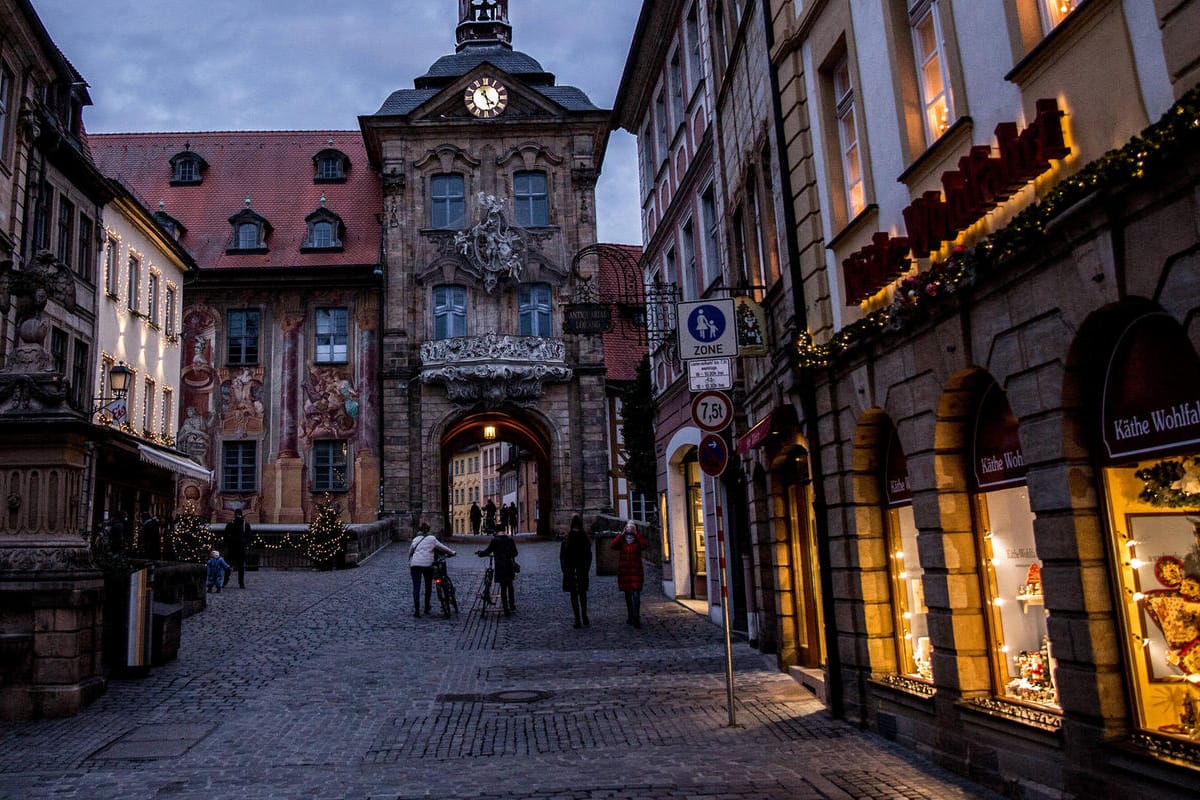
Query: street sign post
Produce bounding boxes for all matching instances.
[698,432,730,477]
[691,390,733,433]
[677,299,737,360]
[687,357,733,391]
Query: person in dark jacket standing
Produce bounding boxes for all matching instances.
[223,509,253,589]
[477,529,519,616]
[483,498,497,533]
[469,501,482,536]
[610,520,649,628]
[139,511,161,559]
[560,513,592,628]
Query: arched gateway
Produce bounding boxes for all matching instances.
[362,2,615,536]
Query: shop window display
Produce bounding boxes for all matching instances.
[889,504,931,680]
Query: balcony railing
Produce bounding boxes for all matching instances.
[419,332,571,405]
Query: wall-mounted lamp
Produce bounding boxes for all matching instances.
[93,361,133,423]
[483,424,497,441]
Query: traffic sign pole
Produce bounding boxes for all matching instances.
[715,485,737,728]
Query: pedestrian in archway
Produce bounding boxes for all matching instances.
[477,527,519,616]
[409,522,455,617]
[483,497,497,533]
[469,500,482,536]
[560,513,592,628]
[610,520,648,628]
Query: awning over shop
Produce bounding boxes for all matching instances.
[137,443,213,483]
[736,405,799,454]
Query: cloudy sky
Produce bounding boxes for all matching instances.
[33,0,644,245]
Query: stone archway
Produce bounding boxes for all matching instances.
[439,409,554,537]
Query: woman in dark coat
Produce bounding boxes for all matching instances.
[476,530,519,615]
[560,513,593,628]
[609,520,649,628]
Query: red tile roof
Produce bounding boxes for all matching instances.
[598,243,646,383]
[89,131,380,269]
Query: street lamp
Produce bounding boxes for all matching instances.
[483,424,497,441]
[93,361,132,423]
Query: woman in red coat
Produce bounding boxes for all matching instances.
[609,520,648,628]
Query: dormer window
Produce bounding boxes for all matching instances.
[153,205,186,241]
[301,205,344,253]
[313,148,350,184]
[169,149,208,186]
[227,206,271,254]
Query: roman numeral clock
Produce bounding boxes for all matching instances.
[465,77,508,118]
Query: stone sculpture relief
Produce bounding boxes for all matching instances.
[454,193,528,294]
[300,367,360,441]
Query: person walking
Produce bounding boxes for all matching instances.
[483,498,497,533]
[223,509,254,589]
[409,522,455,617]
[477,528,519,616]
[469,501,482,536]
[206,550,231,593]
[610,520,649,628]
[560,513,592,628]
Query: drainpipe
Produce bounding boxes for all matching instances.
[761,0,843,719]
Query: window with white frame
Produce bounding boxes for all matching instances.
[222,441,257,493]
[313,440,349,492]
[127,255,140,313]
[518,283,553,337]
[911,1,953,145]
[433,285,467,339]
[104,237,119,296]
[1039,0,1078,32]
[833,56,866,218]
[431,174,466,229]
[165,286,177,337]
[513,171,549,227]
[315,307,349,363]
[147,271,160,325]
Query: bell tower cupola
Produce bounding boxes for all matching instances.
[457,0,512,51]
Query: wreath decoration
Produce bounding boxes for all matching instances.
[1136,457,1200,509]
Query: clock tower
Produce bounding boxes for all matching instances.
[360,2,613,536]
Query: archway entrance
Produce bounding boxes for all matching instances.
[440,410,553,537]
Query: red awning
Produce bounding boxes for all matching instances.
[736,405,799,455]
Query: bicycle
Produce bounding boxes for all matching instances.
[479,553,496,611]
[433,552,459,618]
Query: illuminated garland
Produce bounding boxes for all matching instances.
[170,502,217,563]
[1136,457,1200,509]
[798,85,1200,369]
[301,496,348,565]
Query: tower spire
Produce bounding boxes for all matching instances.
[456,0,512,51]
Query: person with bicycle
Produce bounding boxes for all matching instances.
[409,522,455,618]
[476,528,519,616]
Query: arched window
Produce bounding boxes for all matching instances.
[312,148,350,183]
[513,170,549,226]
[518,283,552,337]
[433,285,468,339]
[430,174,466,229]
[301,206,345,252]
[227,207,271,253]
[169,149,207,185]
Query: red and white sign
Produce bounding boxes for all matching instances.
[698,433,729,477]
[691,390,733,433]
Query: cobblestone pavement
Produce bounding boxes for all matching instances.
[0,538,999,800]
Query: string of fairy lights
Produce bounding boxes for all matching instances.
[168,495,348,565]
[797,85,1200,370]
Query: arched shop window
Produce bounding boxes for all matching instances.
[1100,312,1200,746]
[972,382,1058,708]
[884,424,931,681]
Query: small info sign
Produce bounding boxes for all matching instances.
[687,358,733,391]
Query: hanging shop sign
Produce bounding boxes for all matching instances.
[843,98,1071,305]
[972,382,1027,491]
[677,299,737,360]
[1102,312,1200,463]
[734,296,768,357]
[885,426,913,506]
[563,302,613,335]
[698,432,730,477]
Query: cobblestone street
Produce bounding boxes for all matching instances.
[0,539,997,799]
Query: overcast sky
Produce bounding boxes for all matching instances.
[32,0,644,245]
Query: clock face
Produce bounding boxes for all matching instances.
[465,78,508,118]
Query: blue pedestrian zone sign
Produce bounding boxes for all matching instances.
[677,299,737,360]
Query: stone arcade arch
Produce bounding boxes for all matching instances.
[438,408,554,537]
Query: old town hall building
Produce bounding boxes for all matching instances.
[87,1,619,536]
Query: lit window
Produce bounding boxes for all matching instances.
[833,57,865,218]
[313,440,349,492]
[315,308,349,363]
[431,174,466,229]
[1039,0,1078,32]
[222,441,257,493]
[518,283,552,337]
[911,1,953,144]
[433,285,467,339]
[513,171,548,227]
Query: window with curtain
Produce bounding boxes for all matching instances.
[433,285,467,339]
[518,283,552,337]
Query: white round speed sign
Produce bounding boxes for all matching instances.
[691,390,733,433]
